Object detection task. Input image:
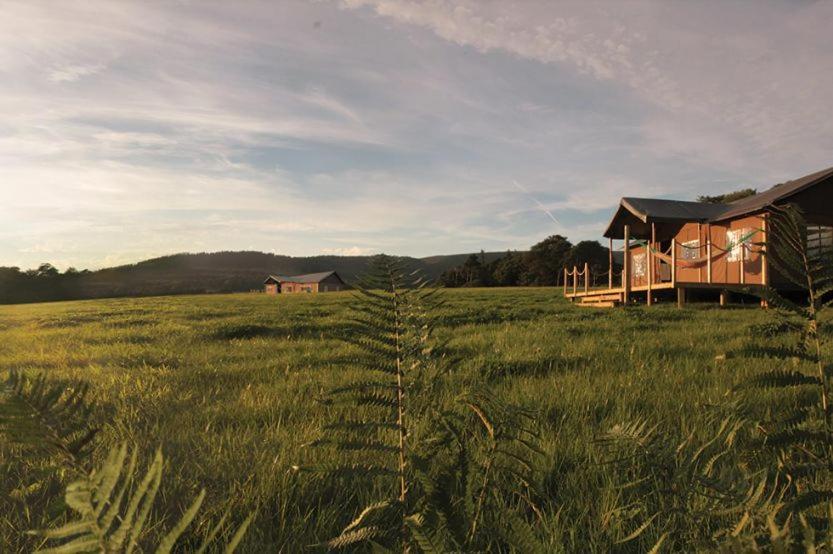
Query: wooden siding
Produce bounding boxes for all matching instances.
[273,274,344,294]
[621,213,766,289]
[673,214,765,286]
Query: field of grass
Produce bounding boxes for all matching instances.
[0,288,798,551]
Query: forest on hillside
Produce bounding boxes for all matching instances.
[440,235,615,288]
[0,250,504,304]
[0,236,616,304]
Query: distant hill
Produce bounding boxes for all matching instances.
[0,250,512,303]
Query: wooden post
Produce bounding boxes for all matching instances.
[697,223,702,283]
[584,262,589,294]
[706,223,713,284]
[608,237,614,289]
[720,290,729,307]
[677,287,686,308]
[739,239,745,285]
[563,268,568,296]
[623,225,631,304]
[647,223,655,306]
[671,238,677,285]
[761,214,768,286]
[572,267,578,296]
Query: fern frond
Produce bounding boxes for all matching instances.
[743,370,821,389]
[323,420,400,433]
[1,371,99,472]
[404,512,450,553]
[32,443,251,553]
[326,525,386,549]
[309,439,400,454]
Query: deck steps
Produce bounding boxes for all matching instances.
[580,293,622,302]
[577,293,621,308]
[577,300,618,308]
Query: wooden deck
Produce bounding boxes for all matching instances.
[566,281,768,307]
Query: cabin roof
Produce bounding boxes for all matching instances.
[263,271,343,284]
[603,198,726,239]
[713,165,833,221]
[603,165,833,239]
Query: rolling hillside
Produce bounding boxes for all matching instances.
[1,250,512,303]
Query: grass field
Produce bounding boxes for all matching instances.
[0,288,800,551]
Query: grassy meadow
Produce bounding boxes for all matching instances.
[0,288,804,551]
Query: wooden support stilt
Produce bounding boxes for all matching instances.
[677,287,686,308]
[563,268,568,296]
[623,225,631,305]
[720,290,729,307]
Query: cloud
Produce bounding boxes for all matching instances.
[321,246,378,256]
[48,63,106,82]
[343,0,833,178]
[1,1,832,270]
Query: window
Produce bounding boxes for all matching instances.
[681,239,700,261]
[808,225,833,259]
[727,228,751,262]
[632,252,646,278]
[322,285,328,292]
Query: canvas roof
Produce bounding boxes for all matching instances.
[603,165,833,239]
[264,271,343,284]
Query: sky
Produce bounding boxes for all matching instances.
[2,0,832,270]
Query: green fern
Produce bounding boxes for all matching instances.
[733,204,833,536]
[1,371,252,552]
[298,255,441,550]
[31,442,254,553]
[300,255,546,552]
[597,414,762,550]
[1,371,98,474]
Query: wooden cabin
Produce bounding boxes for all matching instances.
[565,166,833,307]
[264,271,346,294]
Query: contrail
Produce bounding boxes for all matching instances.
[512,180,561,227]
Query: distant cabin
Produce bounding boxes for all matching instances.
[565,165,833,307]
[263,271,346,294]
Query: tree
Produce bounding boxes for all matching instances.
[697,188,757,204]
[569,241,612,285]
[36,263,60,278]
[461,253,487,287]
[524,235,573,286]
[491,251,525,286]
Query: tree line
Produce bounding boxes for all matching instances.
[439,235,616,288]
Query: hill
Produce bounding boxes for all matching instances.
[0,250,511,304]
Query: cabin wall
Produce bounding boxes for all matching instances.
[318,274,344,292]
[628,244,649,288]
[672,214,766,286]
[622,214,766,289]
[265,283,278,295]
[673,222,705,284]
[280,282,318,293]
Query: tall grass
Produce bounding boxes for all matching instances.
[1,243,829,551]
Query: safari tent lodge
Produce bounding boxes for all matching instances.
[264,271,346,294]
[565,166,833,307]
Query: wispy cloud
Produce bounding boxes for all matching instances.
[48,63,106,82]
[1,0,831,270]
